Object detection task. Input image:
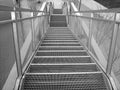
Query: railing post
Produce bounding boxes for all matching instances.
[11,8,22,77]
[31,12,35,51]
[66,2,69,25]
[88,13,93,51]
[106,13,118,74]
[78,0,81,11]
[43,18,45,35]
[69,1,71,15]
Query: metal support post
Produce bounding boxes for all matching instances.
[11,9,22,76]
[31,12,35,51]
[88,13,93,51]
[106,13,118,74]
[78,0,81,11]
[43,18,45,35]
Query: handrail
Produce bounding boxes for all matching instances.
[69,14,120,24]
[0,5,45,12]
[0,14,49,24]
[72,8,120,13]
[0,2,50,24]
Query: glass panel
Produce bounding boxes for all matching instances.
[17,19,32,66]
[16,11,48,69]
[111,24,120,90]
[21,15,48,68]
[91,19,114,69]
[0,22,17,90]
[76,17,89,46]
[69,16,89,47]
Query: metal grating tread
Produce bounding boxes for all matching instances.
[27,64,99,73]
[32,57,92,63]
[44,38,77,40]
[46,34,72,35]
[35,52,88,56]
[39,47,83,50]
[42,41,79,43]
[21,73,108,90]
[45,36,75,38]
[44,37,76,39]
[41,44,81,46]
[42,42,79,44]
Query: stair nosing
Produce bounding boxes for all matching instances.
[36,50,87,52]
[34,56,90,58]
[26,71,102,75]
[30,63,96,66]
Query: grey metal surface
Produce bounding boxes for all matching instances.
[35,51,88,56]
[42,40,79,43]
[27,64,99,73]
[39,46,83,50]
[41,43,81,46]
[21,73,108,90]
[32,57,92,63]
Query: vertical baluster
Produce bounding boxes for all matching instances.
[31,12,35,51]
[11,8,22,76]
[88,13,93,51]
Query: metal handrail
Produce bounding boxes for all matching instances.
[68,14,120,24]
[0,2,50,24]
[0,14,49,24]
[0,4,46,12]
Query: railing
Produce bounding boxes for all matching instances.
[0,2,50,90]
[68,1,120,90]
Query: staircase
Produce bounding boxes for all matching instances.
[20,9,111,90]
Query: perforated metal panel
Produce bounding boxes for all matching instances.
[35,51,88,56]
[41,43,81,46]
[27,64,99,73]
[39,47,83,50]
[32,57,91,63]
[21,73,108,90]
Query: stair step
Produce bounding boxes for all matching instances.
[46,33,72,35]
[32,57,92,63]
[22,73,108,90]
[47,31,72,34]
[47,30,70,32]
[44,37,75,39]
[45,35,74,37]
[41,43,81,46]
[35,51,88,56]
[39,46,83,50]
[42,40,79,43]
[50,22,67,27]
[47,31,72,32]
[42,40,79,42]
[42,41,79,43]
[51,15,66,21]
[44,38,77,40]
[27,64,99,73]
[46,34,73,36]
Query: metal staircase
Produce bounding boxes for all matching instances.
[20,9,112,90]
